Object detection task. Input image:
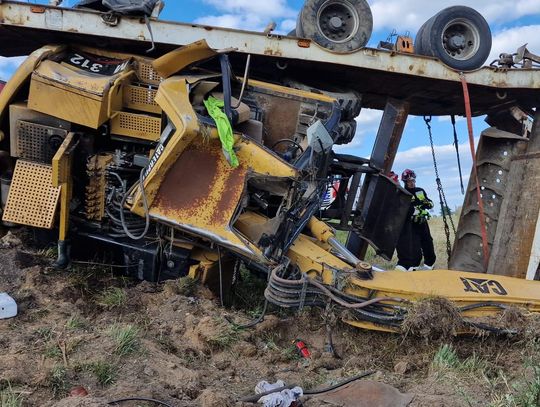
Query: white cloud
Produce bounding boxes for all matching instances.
[201,0,295,20]
[488,25,540,66]
[0,56,26,81]
[197,0,296,32]
[195,14,259,31]
[370,0,540,32]
[334,108,383,151]
[280,19,297,35]
[393,139,479,209]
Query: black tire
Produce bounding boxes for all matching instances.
[414,17,434,59]
[334,119,357,145]
[414,6,491,71]
[297,0,373,53]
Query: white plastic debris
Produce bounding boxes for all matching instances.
[255,380,303,407]
[0,293,17,319]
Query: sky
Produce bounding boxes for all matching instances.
[1,0,539,210]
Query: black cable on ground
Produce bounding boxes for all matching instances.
[108,397,174,406]
[238,299,269,328]
[304,370,376,395]
[240,370,376,403]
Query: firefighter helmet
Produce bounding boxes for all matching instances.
[401,169,416,182]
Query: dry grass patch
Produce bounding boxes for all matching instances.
[402,297,463,339]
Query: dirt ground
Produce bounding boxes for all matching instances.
[1,229,538,407]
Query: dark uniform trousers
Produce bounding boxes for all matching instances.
[396,219,436,269]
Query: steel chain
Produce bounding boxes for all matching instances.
[424,116,457,262]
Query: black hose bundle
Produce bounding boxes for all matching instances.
[264,267,406,327]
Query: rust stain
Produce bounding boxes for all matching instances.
[264,48,283,57]
[210,167,244,225]
[251,93,300,149]
[152,137,247,229]
[153,141,218,217]
[297,39,311,48]
[30,6,46,13]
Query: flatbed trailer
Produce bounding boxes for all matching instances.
[0,1,538,116]
[0,0,539,284]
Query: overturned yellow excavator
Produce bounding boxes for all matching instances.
[0,0,539,334]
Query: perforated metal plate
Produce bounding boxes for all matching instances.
[16,120,67,163]
[111,111,161,141]
[135,61,163,85]
[2,160,61,228]
[124,85,160,114]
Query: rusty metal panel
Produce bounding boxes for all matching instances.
[2,160,60,228]
[150,137,251,253]
[487,113,540,278]
[450,127,528,273]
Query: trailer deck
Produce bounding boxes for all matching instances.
[0,1,538,116]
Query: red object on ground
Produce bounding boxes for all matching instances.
[0,81,5,93]
[293,339,311,359]
[69,386,89,397]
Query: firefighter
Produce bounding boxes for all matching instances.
[396,169,436,271]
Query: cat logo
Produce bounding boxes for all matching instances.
[460,277,508,296]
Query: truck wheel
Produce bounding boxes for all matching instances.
[414,6,491,71]
[297,0,373,53]
[334,119,357,144]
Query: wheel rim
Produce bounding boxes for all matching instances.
[316,0,360,44]
[441,18,481,61]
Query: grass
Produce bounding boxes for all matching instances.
[44,343,62,359]
[36,246,57,259]
[432,343,460,371]
[231,266,267,313]
[206,323,241,350]
[109,324,140,356]
[489,342,540,407]
[48,365,68,399]
[431,343,490,378]
[334,213,460,270]
[176,276,198,296]
[428,213,459,269]
[65,316,87,330]
[86,361,117,386]
[35,327,54,342]
[0,382,23,407]
[98,287,127,308]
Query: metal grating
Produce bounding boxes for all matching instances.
[16,121,67,163]
[124,85,160,114]
[136,61,163,86]
[112,112,161,141]
[2,160,61,229]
